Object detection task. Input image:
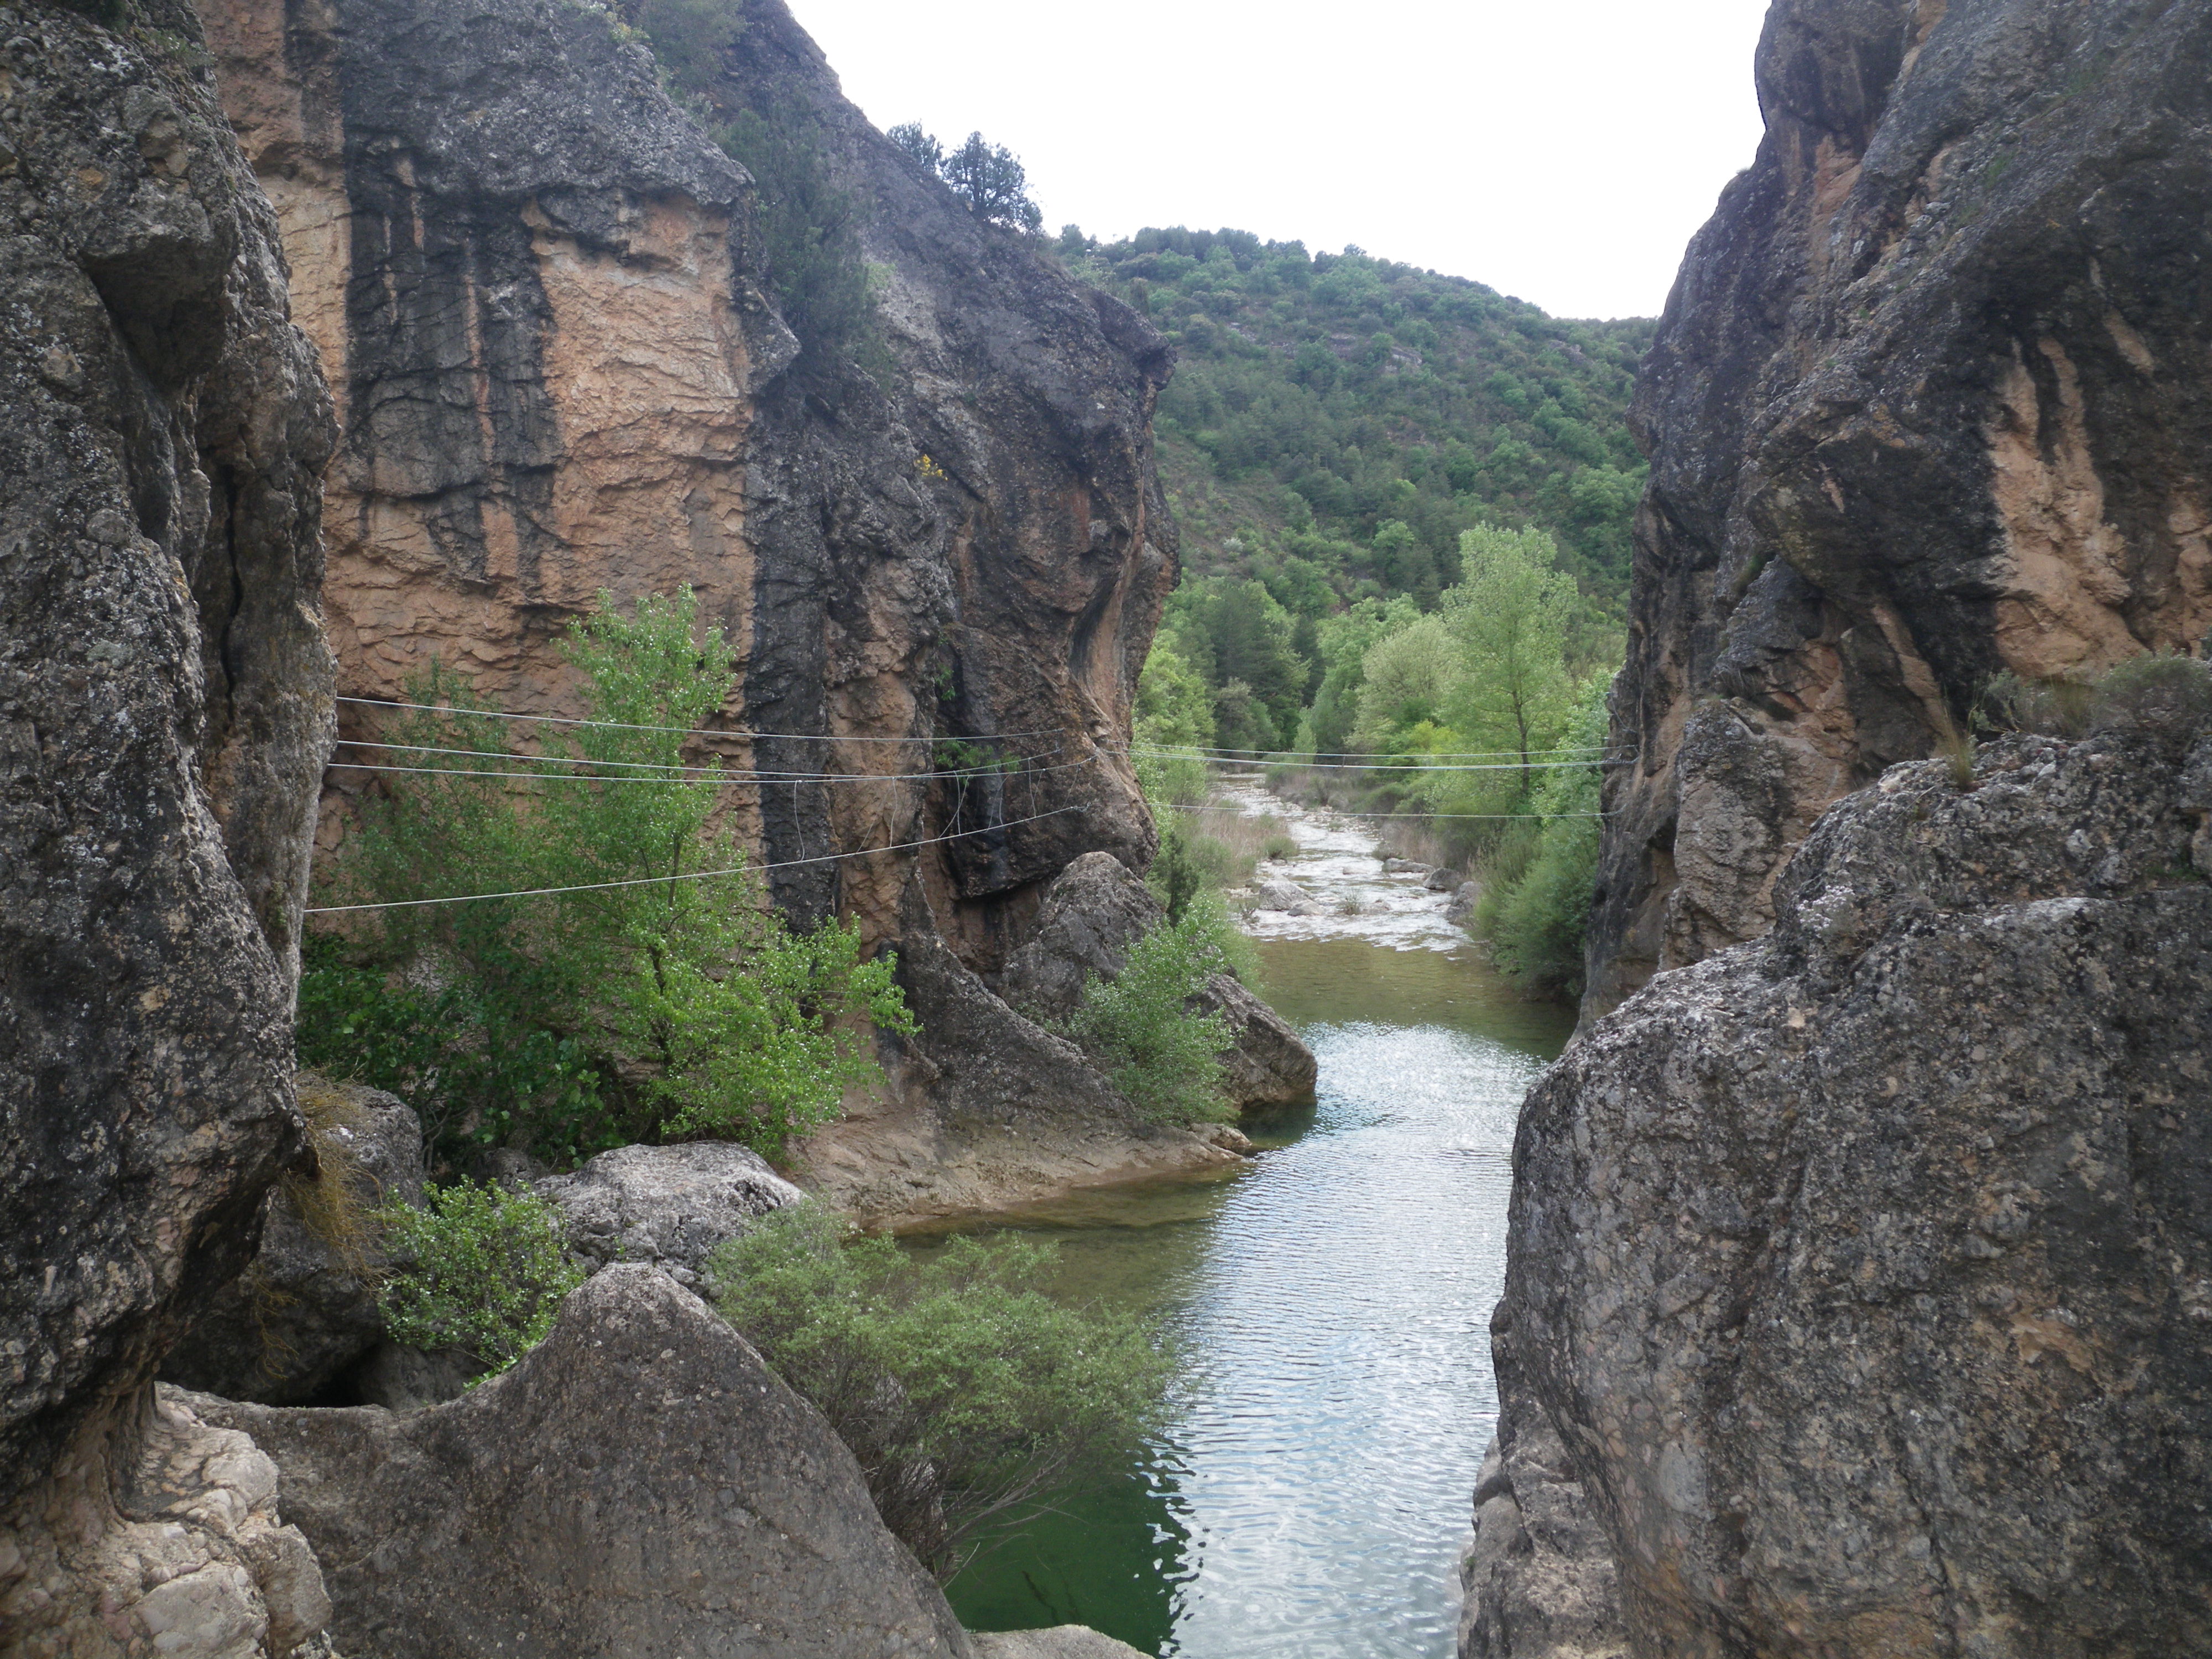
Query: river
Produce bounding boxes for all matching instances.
[928,784,1574,1658]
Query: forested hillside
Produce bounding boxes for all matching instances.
[1058,226,1655,606]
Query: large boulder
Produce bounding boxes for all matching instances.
[1000,853,1166,1020]
[1489,731,2212,1657]
[192,1265,977,1657]
[164,1081,425,1404]
[533,1141,808,1288]
[999,852,1315,1110]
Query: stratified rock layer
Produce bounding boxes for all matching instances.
[1494,731,2212,1657]
[0,2,336,1650]
[195,1264,979,1659]
[1587,0,2212,1014]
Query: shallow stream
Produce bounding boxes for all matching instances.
[931,786,1573,1657]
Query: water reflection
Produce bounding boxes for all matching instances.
[930,937,1572,1657]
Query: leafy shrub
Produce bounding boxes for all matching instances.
[2091,653,2212,737]
[375,1180,585,1374]
[711,1208,1173,1577]
[716,107,877,372]
[1063,906,1237,1125]
[1979,654,2212,743]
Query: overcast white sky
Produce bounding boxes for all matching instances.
[787,0,1776,321]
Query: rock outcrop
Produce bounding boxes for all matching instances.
[194,1264,978,1658]
[1486,728,2212,1656]
[0,2,338,1652]
[196,0,1230,1214]
[163,1079,425,1404]
[1587,0,2212,1016]
[997,851,1317,1112]
[972,1629,1150,1659]
[533,1140,807,1287]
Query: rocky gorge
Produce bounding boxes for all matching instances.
[5,0,2211,1655]
[1469,1,2212,1656]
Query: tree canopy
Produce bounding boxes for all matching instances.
[890,123,1043,232]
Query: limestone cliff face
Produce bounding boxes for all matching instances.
[1490,727,2212,1658]
[0,1,336,1650]
[201,0,1226,1215]
[1474,3,2212,1653]
[1586,0,2212,1016]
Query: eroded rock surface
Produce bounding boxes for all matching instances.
[534,1140,807,1287]
[1457,1375,1624,1659]
[194,1264,978,1658]
[1492,732,2212,1656]
[164,1081,424,1405]
[1588,0,2212,1015]
[0,2,336,1650]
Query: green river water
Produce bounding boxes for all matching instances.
[926,920,1574,1658]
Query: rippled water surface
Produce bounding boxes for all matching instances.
[931,806,1574,1657]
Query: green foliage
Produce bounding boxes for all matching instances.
[1159,577,1310,753]
[1474,679,1607,999]
[887,122,1042,232]
[1063,904,1238,1125]
[296,934,604,1159]
[1439,526,1580,786]
[1132,640,1214,810]
[375,1180,586,1374]
[623,0,744,88]
[711,1207,1174,1578]
[302,588,915,1162]
[716,106,877,371]
[1052,226,1652,606]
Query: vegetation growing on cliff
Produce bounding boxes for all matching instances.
[299,589,914,1164]
[712,1208,1173,1578]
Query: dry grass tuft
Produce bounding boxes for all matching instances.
[286,1072,384,1282]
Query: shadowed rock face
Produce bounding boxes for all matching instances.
[162,1082,425,1405]
[1587,0,2212,1016]
[192,1265,979,1659]
[1491,731,2212,1658]
[0,0,335,1647]
[201,0,1194,1214]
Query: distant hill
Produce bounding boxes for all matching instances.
[1058,226,1656,610]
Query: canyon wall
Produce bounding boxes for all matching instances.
[200,0,1245,1218]
[1474,1,2212,1655]
[0,2,338,1649]
[1585,0,2212,1016]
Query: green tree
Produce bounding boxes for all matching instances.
[888,124,1042,232]
[1353,613,1460,749]
[1442,526,1579,790]
[1063,903,1238,1125]
[307,588,914,1160]
[716,107,874,370]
